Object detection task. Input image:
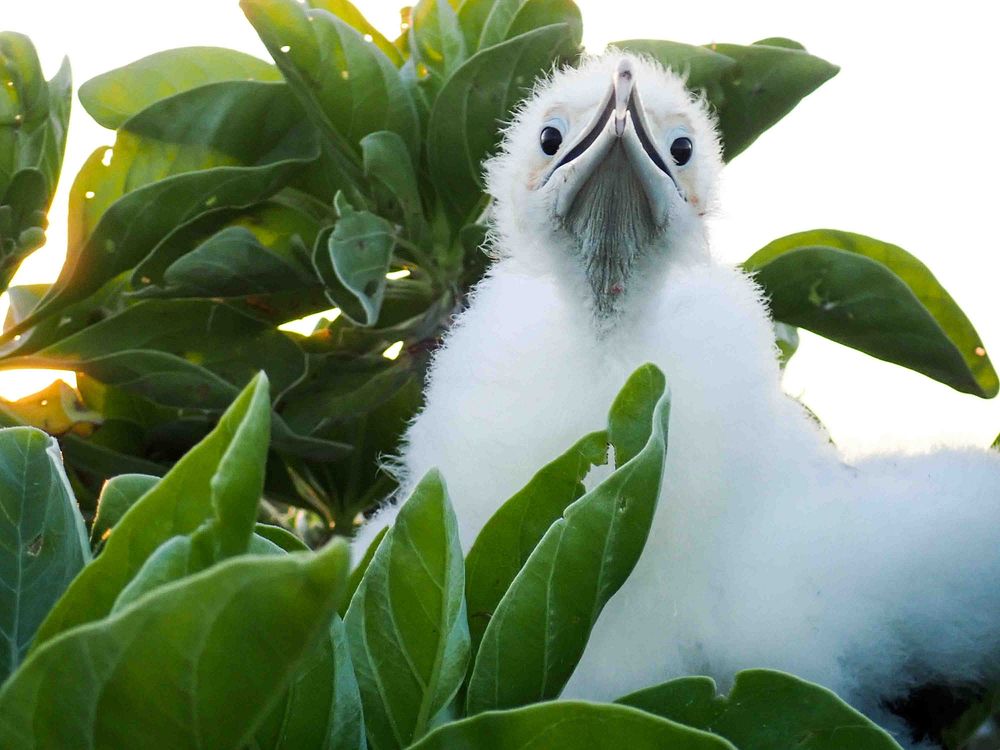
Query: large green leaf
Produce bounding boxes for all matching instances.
[427,23,579,226]
[132,198,320,297]
[78,47,281,129]
[313,196,396,327]
[3,80,319,339]
[466,364,671,714]
[464,430,607,654]
[242,0,420,161]
[31,374,271,647]
[1,300,306,410]
[611,39,837,161]
[744,229,998,397]
[307,0,404,65]
[0,427,89,680]
[617,669,903,750]
[411,701,736,749]
[0,539,350,750]
[254,614,366,750]
[345,469,470,750]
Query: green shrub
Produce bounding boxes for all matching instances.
[1,4,997,746]
[0,2,994,538]
[0,364,907,749]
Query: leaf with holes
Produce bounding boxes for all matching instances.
[4,80,319,339]
[464,430,608,655]
[744,229,999,398]
[0,539,350,750]
[0,427,89,681]
[308,0,403,65]
[466,365,670,715]
[345,469,470,750]
[242,0,419,161]
[617,669,903,750]
[313,199,396,327]
[31,373,271,648]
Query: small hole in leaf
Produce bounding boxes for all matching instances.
[382,341,404,360]
[341,70,350,80]
[401,22,410,31]
[13,114,22,126]
[280,45,291,53]
[26,534,43,556]
[975,346,986,357]
[40,399,48,406]
[4,80,13,88]
[363,33,373,42]
[84,191,95,199]
[101,149,113,167]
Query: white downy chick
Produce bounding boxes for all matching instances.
[359,53,1000,746]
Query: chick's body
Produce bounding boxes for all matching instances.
[362,53,1000,744]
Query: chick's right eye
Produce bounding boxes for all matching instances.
[540,126,563,156]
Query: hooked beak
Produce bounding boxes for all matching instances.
[541,58,681,227]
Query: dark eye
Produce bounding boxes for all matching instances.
[670,137,693,166]
[540,126,563,156]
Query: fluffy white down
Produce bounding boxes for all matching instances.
[356,54,1000,745]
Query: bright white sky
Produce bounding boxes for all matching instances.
[3,0,999,454]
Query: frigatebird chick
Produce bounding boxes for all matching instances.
[360,54,1000,746]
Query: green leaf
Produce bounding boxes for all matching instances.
[242,0,420,160]
[410,0,467,83]
[611,39,837,161]
[466,364,671,714]
[308,0,404,65]
[362,130,429,244]
[255,522,310,552]
[255,614,366,750]
[32,374,271,648]
[476,0,526,49]
[78,47,281,130]
[774,322,800,369]
[313,199,395,327]
[410,701,736,749]
[744,229,998,398]
[2,300,306,411]
[710,41,839,159]
[89,473,159,549]
[340,525,386,616]
[617,669,903,750]
[607,362,665,466]
[464,430,607,654]
[0,34,71,289]
[345,469,470,749]
[0,427,89,680]
[131,197,321,297]
[4,80,319,338]
[0,539,351,750]
[427,23,579,226]
[505,0,583,48]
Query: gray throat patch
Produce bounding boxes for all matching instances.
[563,143,659,317]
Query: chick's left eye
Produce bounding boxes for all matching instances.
[670,137,693,166]
[540,126,563,156]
